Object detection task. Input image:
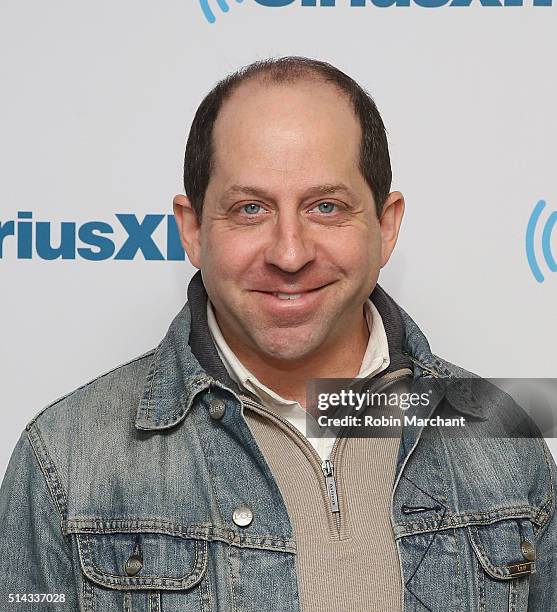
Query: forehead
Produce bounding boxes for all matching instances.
[211,78,362,182]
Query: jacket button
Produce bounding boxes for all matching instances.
[232,504,253,527]
[124,554,143,576]
[521,540,536,561]
[209,399,226,420]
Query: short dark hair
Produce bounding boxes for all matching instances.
[183,56,392,220]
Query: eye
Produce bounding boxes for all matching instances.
[313,201,338,214]
[241,203,263,215]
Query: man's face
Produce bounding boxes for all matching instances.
[176,78,403,363]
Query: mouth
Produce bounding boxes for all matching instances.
[271,291,312,301]
[249,282,335,319]
[271,287,321,300]
[253,283,333,301]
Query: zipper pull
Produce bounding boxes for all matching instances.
[321,459,340,513]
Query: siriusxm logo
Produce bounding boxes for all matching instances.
[200,0,244,23]
[200,0,551,23]
[0,212,185,261]
[526,200,557,283]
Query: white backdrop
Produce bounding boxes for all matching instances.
[1,0,556,479]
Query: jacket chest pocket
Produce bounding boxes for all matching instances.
[75,532,209,612]
[467,518,537,612]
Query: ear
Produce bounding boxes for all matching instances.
[378,191,405,268]
[173,194,202,269]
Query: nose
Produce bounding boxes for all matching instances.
[263,212,316,274]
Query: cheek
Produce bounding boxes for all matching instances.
[324,229,380,271]
[200,227,260,276]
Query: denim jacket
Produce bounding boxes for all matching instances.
[1,285,556,612]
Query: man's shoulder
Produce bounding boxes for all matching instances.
[428,353,556,505]
[26,348,156,435]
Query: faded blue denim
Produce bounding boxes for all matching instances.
[0,294,556,611]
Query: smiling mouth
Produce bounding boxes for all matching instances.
[256,283,331,301]
[273,292,305,300]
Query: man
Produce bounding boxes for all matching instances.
[0,57,555,611]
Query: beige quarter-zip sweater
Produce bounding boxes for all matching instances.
[206,294,407,612]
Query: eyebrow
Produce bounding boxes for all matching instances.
[223,183,354,200]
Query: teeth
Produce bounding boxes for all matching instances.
[273,292,304,300]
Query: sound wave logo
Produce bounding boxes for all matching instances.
[526,200,557,283]
[200,0,244,23]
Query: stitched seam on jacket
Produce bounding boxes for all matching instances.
[26,423,68,523]
[227,545,237,612]
[395,505,545,528]
[145,344,163,421]
[149,592,161,612]
[64,519,296,552]
[536,438,556,530]
[393,510,543,539]
[205,571,213,612]
[82,572,95,612]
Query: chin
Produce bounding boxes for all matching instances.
[264,346,310,362]
[256,330,321,362]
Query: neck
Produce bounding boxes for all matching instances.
[217,309,370,409]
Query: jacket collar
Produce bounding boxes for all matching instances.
[135,272,483,430]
